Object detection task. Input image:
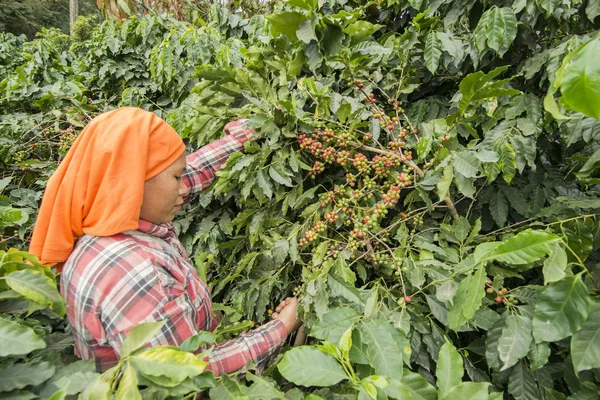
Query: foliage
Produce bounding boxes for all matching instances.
[0,0,101,39]
[0,0,599,398]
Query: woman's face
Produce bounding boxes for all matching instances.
[140,152,189,224]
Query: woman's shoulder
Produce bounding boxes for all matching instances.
[65,232,155,274]
[61,233,161,307]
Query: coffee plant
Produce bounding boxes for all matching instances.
[0,0,599,398]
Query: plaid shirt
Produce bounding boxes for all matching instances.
[61,120,288,374]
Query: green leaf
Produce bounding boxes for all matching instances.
[475,150,499,163]
[310,307,361,344]
[271,239,289,266]
[2,390,37,400]
[243,373,285,399]
[425,31,442,74]
[474,7,517,56]
[484,230,560,265]
[437,164,453,201]
[510,134,536,173]
[47,387,67,400]
[303,41,323,73]
[508,360,539,400]
[312,241,328,267]
[537,0,559,17]
[305,277,329,318]
[269,164,294,187]
[586,0,600,21]
[486,317,505,369]
[278,347,348,386]
[268,12,308,41]
[338,327,352,354]
[328,274,363,305]
[296,20,317,44]
[359,320,408,381]
[454,171,476,198]
[560,38,600,119]
[285,0,317,11]
[0,318,46,357]
[256,170,273,199]
[131,347,208,387]
[453,217,471,243]
[79,369,112,400]
[116,0,132,15]
[0,176,12,193]
[499,142,517,183]
[543,243,568,284]
[489,8,517,56]
[498,314,533,371]
[0,206,23,223]
[571,301,600,374]
[436,341,463,398]
[528,342,551,371]
[209,374,249,399]
[448,265,487,330]
[449,66,519,122]
[115,362,141,400]
[489,191,508,228]
[180,331,218,352]
[401,370,437,400]
[343,21,384,45]
[50,371,101,397]
[4,269,65,316]
[577,148,600,183]
[441,382,490,400]
[364,289,378,318]
[533,274,590,343]
[121,321,166,358]
[453,151,481,178]
[332,257,356,285]
[352,42,392,56]
[0,361,55,392]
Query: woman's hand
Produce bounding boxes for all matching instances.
[272,297,302,335]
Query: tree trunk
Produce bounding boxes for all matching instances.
[70,0,79,34]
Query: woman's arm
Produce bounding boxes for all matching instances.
[99,255,289,375]
[181,120,254,198]
[206,320,288,375]
[206,298,301,375]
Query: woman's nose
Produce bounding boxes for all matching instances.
[179,180,190,197]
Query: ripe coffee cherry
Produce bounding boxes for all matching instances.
[495,296,504,304]
[404,296,412,304]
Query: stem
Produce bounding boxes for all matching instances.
[293,325,307,346]
[563,242,600,293]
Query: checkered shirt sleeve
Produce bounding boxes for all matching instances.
[207,320,287,375]
[182,119,254,196]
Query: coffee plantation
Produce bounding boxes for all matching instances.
[0,0,599,398]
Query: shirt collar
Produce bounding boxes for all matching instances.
[138,219,175,239]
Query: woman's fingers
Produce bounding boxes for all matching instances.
[275,300,287,313]
[285,297,298,306]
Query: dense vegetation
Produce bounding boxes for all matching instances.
[0,0,100,38]
[0,0,599,398]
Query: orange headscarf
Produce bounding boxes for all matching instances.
[29,107,186,266]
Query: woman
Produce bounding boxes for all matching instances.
[29,107,300,374]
